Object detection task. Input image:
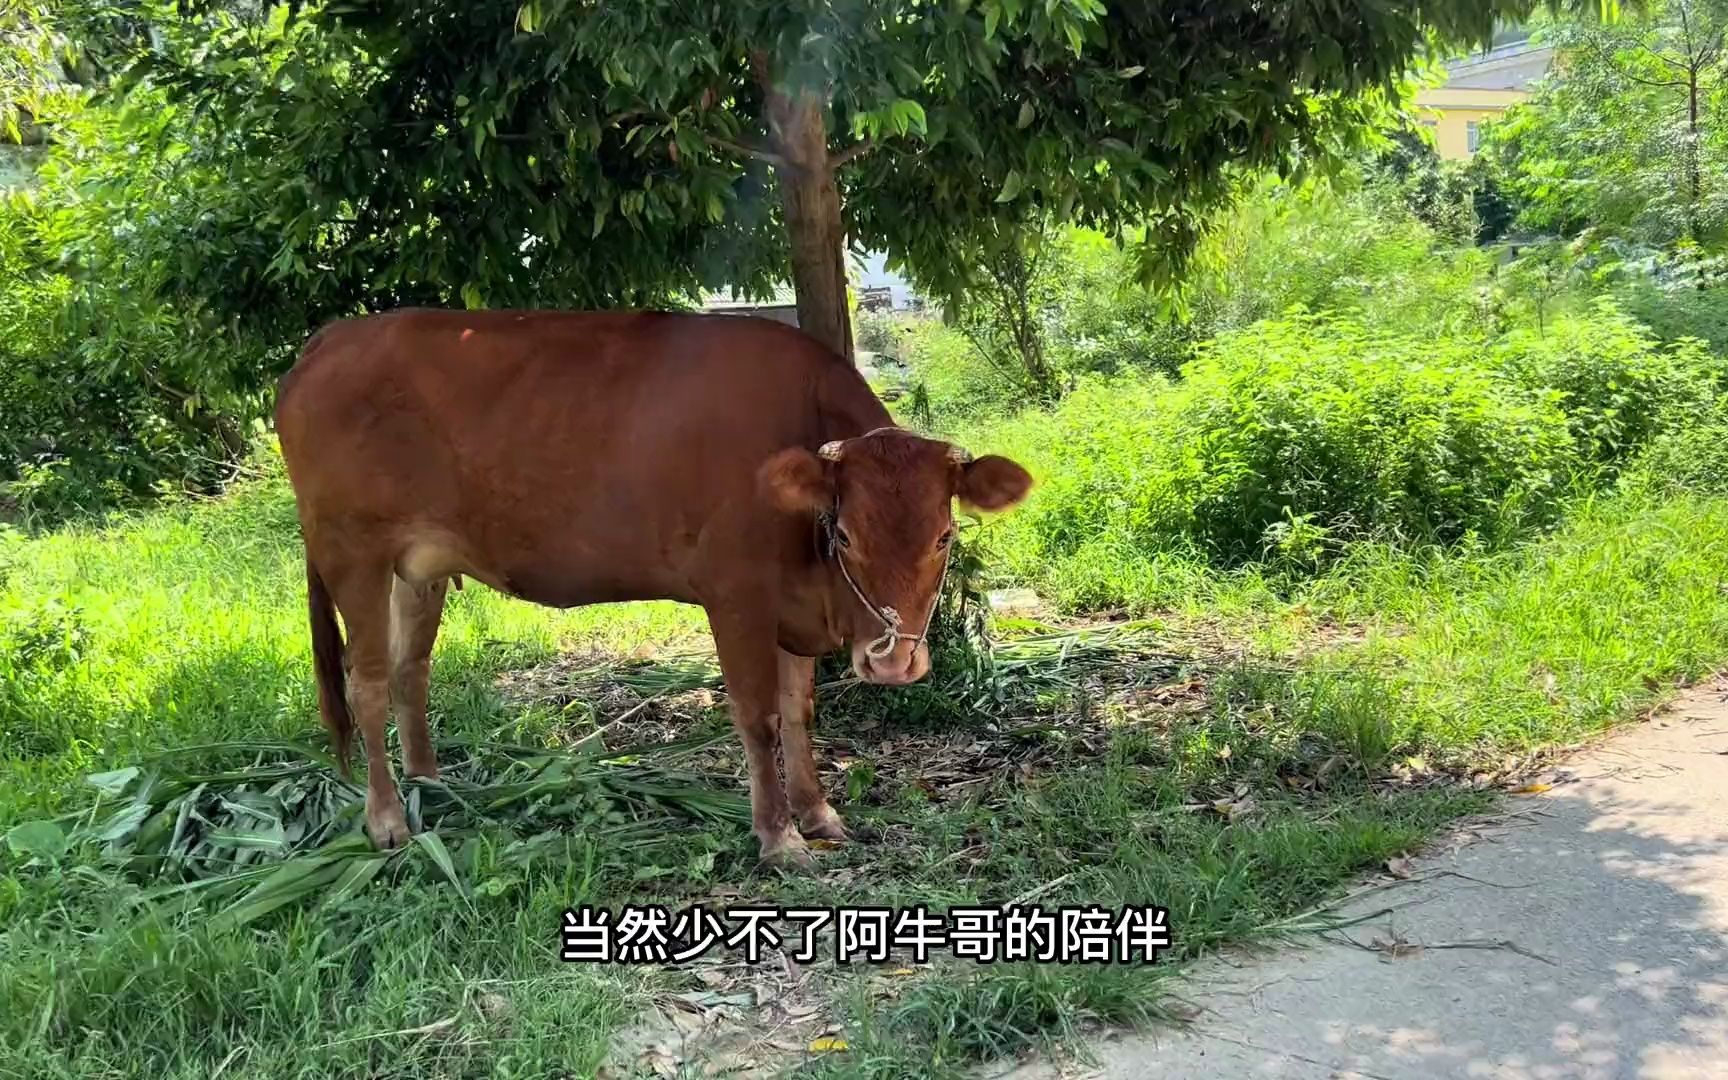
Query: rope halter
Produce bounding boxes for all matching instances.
[816,434,970,662]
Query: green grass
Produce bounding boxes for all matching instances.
[6,469,1728,1078]
[0,473,704,818]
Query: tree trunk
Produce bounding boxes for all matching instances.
[767,91,854,362]
[1687,67,1703,243]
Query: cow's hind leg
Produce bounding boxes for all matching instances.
[324,556,410,849]
[778,649,847,842]
[709,609,811,869]
[391,575,448,780]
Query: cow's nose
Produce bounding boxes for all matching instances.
[857,644,930,686]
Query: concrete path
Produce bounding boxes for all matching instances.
[1003,680,1728,1079]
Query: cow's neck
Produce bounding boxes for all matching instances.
[811,512,848,648]
[769,512,851,657]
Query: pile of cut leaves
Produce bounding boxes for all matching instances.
[5,731,750,931]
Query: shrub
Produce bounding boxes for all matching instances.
[900,320,1027,433]
[0,190,248,524]
[1044,230,1194,380]
[1491,299,1726,476]
[966,375,1175,570]
[1186,178,1498,343]
[1372,129,1516,247]
[904,175,1499,427]
[1620,399,1728,498]
[0,98,278,525]
[967,313,1579,599]
[1169,314,1576,560]
[853,309,905,358]
[925,220,1195,411]
[1619,279,1728,355]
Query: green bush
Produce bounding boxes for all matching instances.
[0,99,272,524]
[968,375,1174,564]
[900,320,1027,433]
[1043,229,1195,380]
[1619,279,1728,355]
[853,309,906,358]
[1492,299,1725,476]
[1620,398,1728,498]
[937,177,1502,425]
[969,313,1578,597]
[1373,131,1515,247]
[1171,314,1576,559]
[1187,178,1498,343]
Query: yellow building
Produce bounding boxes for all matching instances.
[1414,37,1554,160]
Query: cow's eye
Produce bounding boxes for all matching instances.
[937,529,955,549]
[835,527,853,549]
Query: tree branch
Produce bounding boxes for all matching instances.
[959,325,1024,386]
[829,139,875,168]
[1697,28,1726,69]
[1619,69,1691,89]
[703,133,786,168]
[1637,42,1690,71]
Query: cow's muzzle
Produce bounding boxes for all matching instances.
[854,638,932,686]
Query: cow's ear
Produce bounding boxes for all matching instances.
[758,447,833,514]
[956,455,1032,513]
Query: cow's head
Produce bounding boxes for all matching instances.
[759,428,1032,685]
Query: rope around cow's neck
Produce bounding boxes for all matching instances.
[819,506,951,661]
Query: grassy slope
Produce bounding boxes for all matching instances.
[5,475,1728,1078]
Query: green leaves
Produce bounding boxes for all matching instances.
[44,723,750,931]
[206,851,352,933]
[1490,3,1728,249]
[86,767,140,797]
[412,831,468,901]
[1493,296,1724,474]
[890,99,928,137]
[4,820,68,862]
[852,98,928,139]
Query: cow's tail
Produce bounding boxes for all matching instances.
[306,556,354,778]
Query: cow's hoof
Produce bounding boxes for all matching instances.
[759,832,816,872]
[366,806,412,850]
[799,806,851,843]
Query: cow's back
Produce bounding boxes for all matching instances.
[275,309,889,606]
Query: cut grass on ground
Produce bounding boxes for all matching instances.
[4,480,1728,1078]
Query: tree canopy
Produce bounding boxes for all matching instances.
[40,0,1582,359]
[1492,0,1728,246]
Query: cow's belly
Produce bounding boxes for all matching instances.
[492,565,681,609]
[396,530,692,609]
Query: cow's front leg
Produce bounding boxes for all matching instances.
[778,649,848,842]
[710,613,812,869]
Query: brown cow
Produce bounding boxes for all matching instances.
[274,309,1032,867]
